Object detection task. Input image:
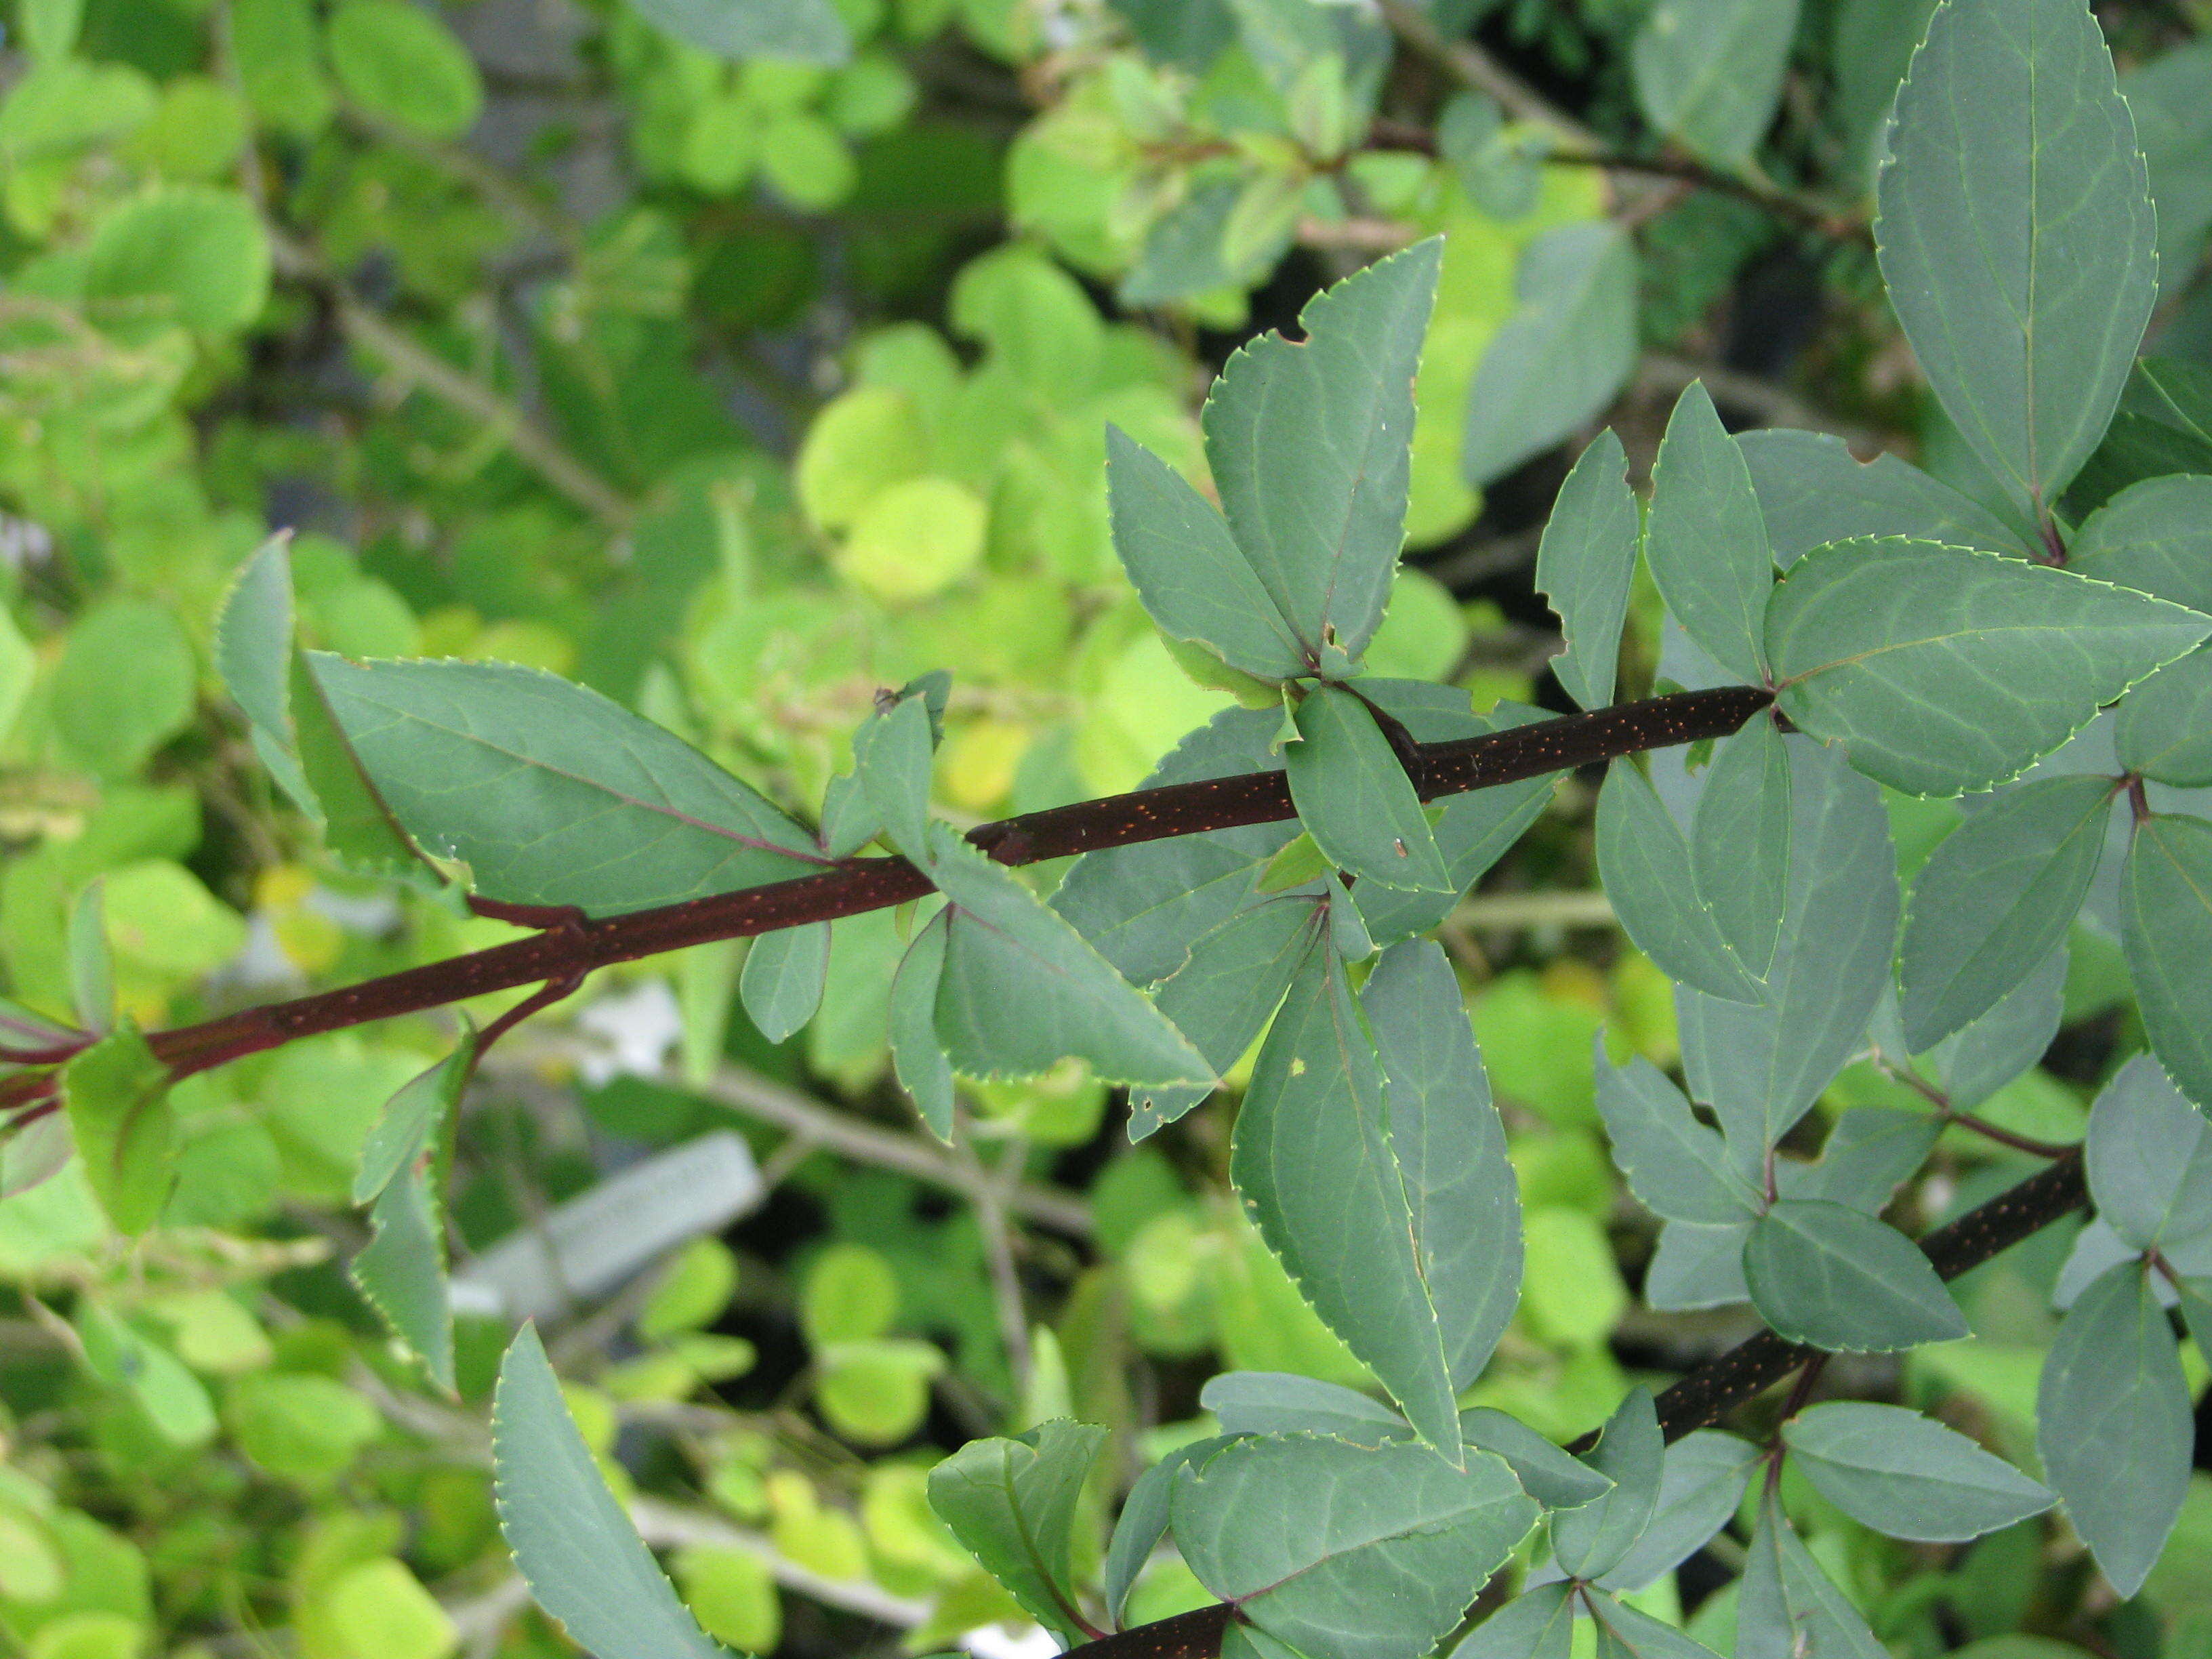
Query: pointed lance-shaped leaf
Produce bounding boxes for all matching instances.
[1203,239,1441,670]
[308,655,828,916]
[1551,1388,1662,1581]
[1690,717,1791,981]
[1896,773,2114,1050]
[2121,813,2212,1109]
[1782,1402,2051,1543]
[1736,1491,1887,1659]
[1595,1431,1761,1593]
[2085,1053,2212,1250]
[1744,1200,1967,1351]
[1767,538,2211,796]
[1536,430,1640,711]
[493,1326,732,1659]
[1876,0,2156,523]
[1595,1047,1763,1225]
[1284,682,1452,893]
[926,1419,1108,1647]
[1597,760,1762,1003]
[1644,382,1773,685]
[352,1164,454,1394]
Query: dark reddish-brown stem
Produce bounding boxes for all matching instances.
[140,686,1774,1080]
[1064,1150,2089,1659]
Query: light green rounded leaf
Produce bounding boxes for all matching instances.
[1768,538,2212,796]
[52,598,197,777]
[836,476,986,603]
[324,1559,456,1659]
[1742,1200,1967,1351]
[1782,1401,2051,1541]
[796,386,930,532]
[493,1326,731,1659]
[327,0,483,139]
[1875,0,2156,519]
[623,0,849,64]
[85,185,270,335]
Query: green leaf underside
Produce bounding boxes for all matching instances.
[1536,430,1640,711]
[888,907,954,1140]
[352,1165,454,1393]
[1744,1200,1966,1351]
[1875,0,2157,518]
[2036,1262,2192,1597]
[1597,760,1761,1002]
[493,1326,731,1659]
[1738,429,2030,566]
[1551,1389,1662,1581]
[1362,941,1523,1387]
[739,922,831,1044]
[2086,1053,2212,1248]
[928,825,1213,1088]
[310,655,826,916]
[1644,382,1772,684]
[1897,773,2112,1050]
[1231,941,1461,1457]
[1107,426,1309,681]
[1285,684,1452,893]
[1596,1050,1761,1225]
[60,1023,173,1235]
[853,691,935,863]
[1205,1373,1408,1443]
[927,1420,1107,1646]
[1691,719,1791,981]
[1203,239,1441,668]
[1172,1435,1537,1659]
[1782,1402,2051,1542]
[2121,814,2212,1109]
[1767,538,2212,796]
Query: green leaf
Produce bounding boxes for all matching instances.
[1875,0,2157,520]
[2118,647,2212,785]
[1363,940,1523,1387]
[625,0,848,64]
[59,1024,174,1236]
[308,655,826,917]
[1782,1402,2052,1542]
[1458,1410,1616,1510]
[352,1036,472,1205]
[2121,813,2212,1107]
[929,825,1212,1089]
[1924,947,2067,1111]
[853,689,935,862]
[926,1418,1107,1645]
[1172,1436,1537,1659]
[1896,774,2114,1049]
[2071,474,2212,612]
[216,537,295,752]
[1691,718,1791,979]
[230,0,333,134]
[1552,1389,1662,1581]
[1586,1594,1723,1659]
[1743,1200,1967,1351]
[1644,383,1772,685]
[739,923,830,1044]
[1104,1435,1237,1626]
[1736,1491,1887,1659]
[1645,1220,1751,1310]
[67,880,112,1036]
[85,185,270,335]
[1595,1431,1760,1592]
[1536,430,1641,711]
[2036,1261,2192,1597]
[1284,684,1450,893]
[1463,223,1639,488]
[1631,0,1798,168]
[1134,898,1318,1139]
[1739,430,2031,565]
[888,907,954,1141]
[493,1326,731,1659]
[1052,708,1298,985]
[327,0,481,139]
[1767,538,2211,796]
[1203,240,1441,670]
[1107,426,1308,682]
[292,652,420,875]
[351,1164,453,1394]
[1205,1373,1407,1443]
[1781,1107,1942,1214]
[1678,740,1898,1167]
[2085,1053,2212,1249]
[1452,1584,1574,1659]
[51,598,197,779]
[1595,760,1761,1002]
[1231,938,1460,1457]
[1595,1048,1761,1224]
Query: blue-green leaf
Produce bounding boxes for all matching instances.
[1284,684,1451,893]
[1104,1435,1237,1626]
[352,1164,453,1394]
[1596,1048,1762,1225]
[2036,1261,2192,1597]
[1587,1594,1722,1659]
[853,691,935,864]
[1691,718,1791,980]
[1204,1373,1407,1443]
[1736,1491,1886,1659]
[1450,1585,1574,1659]
[2121,813,2212,1107]
[1595,1431,1760,1592]
[1896,774,2114,1049]
[1743,1200,1967,1351]
[1643,384,1772,684]
[2071,474,2212,611]
[739,922,830,1044]
[1782,1402,2051,1542]
[354,1036,473,1206]
[622,0,848,64]
[2117,647,2212,786]
[1767,539,2211,796]
[493,1325,731,1659]
[1596,760,1762,1003]
[1536,430,1640,711]
[1631,0,1799,168]
[2085,1053,2212,1249]
[928,1419,1108,1645]
[1552,1389,1662,1581]
[888,906,954,1141]
[1458,1410,1616,1510]
[1875,0,2157,520]
[1738,430,2030,565]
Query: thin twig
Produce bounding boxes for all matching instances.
[1450,889,1616,931]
